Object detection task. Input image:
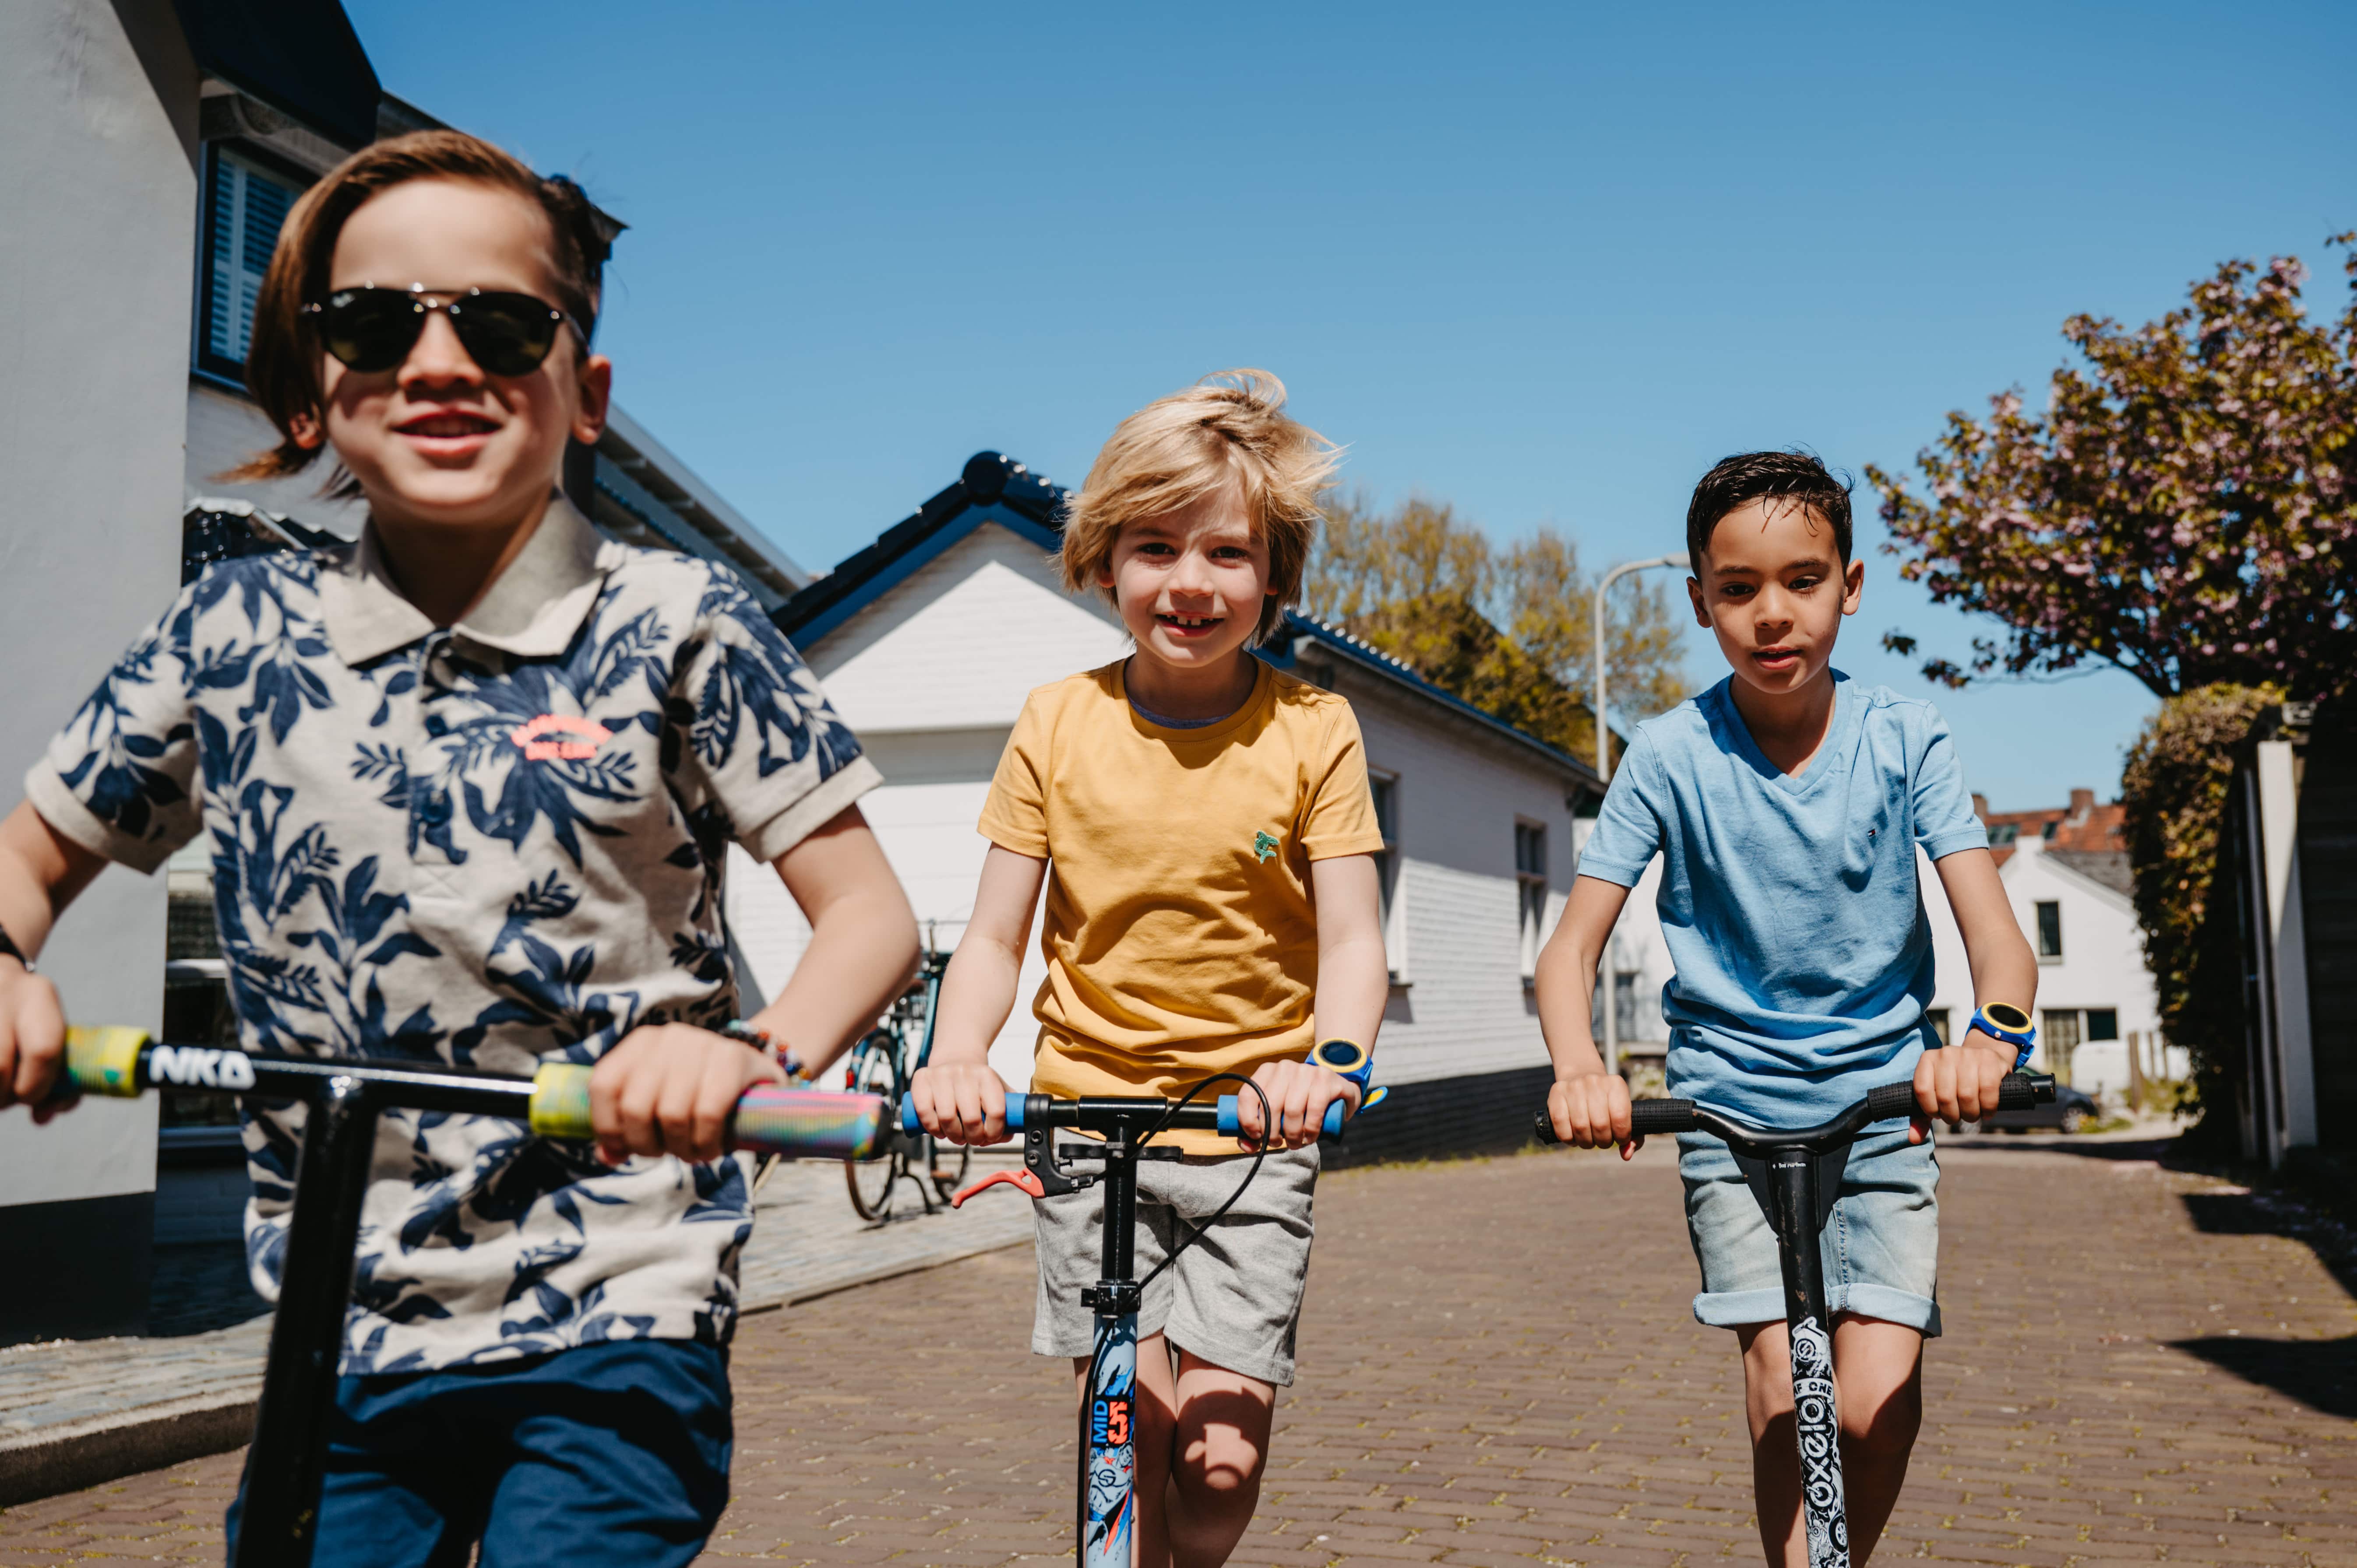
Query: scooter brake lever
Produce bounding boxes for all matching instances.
[950,1167,1045,1207]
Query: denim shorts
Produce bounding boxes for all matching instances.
[226,1340,732,1568]
[1679,1125,1941,1336]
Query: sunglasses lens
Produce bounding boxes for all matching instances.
[318,290,422,373]
[450,294,561,376]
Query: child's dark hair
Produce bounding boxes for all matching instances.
[1685,450,1853,567]
[230,129,618,484]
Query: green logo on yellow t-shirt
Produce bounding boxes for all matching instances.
[1253,830,1281,862]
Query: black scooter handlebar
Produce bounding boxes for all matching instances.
[1629,1097,1698,1136]
[1534,1072,2056,1148]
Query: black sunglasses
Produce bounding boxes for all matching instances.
[301,286,589,377]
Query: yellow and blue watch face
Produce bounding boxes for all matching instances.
[1979,1002,2033,1037]
[1313,1038,1370,1074]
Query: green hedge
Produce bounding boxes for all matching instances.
[2118,682,2283,1140]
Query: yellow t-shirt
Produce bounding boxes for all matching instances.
[978,659,1387,1152]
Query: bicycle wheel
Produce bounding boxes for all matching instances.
[843,1034,902,1221]
[928,1136,971,1206]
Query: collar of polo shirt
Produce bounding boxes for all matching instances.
[319,493,615,666]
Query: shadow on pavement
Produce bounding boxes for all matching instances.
[1957,1134,2357,1418]
[2170,1334,2357,1417]
[1940,1132,2181,1163]
[2170,1181,2357,1417]
[146,1241,268,1337]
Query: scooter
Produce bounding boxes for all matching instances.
[1535,1070,2054,1568]
[52,1026,892,1568]
[899,1085,1349,1567]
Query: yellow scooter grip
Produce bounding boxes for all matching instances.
[62,1025,150,1096]
[529,1061,597,1140]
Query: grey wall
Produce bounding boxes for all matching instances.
[0,0,203,1333]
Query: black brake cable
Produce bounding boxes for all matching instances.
[1136,1072,1272,1294]
[1074,1072,1281,1553]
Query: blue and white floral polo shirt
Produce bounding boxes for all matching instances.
[28,498,879,1375]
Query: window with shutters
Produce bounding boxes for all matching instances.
[199,147,306,375]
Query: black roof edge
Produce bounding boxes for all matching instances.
[772,452,1063,638]
[174,0,382,151]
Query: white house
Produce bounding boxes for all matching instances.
[1924,792,2181,1101]
[0,0,813,1347]
[729,453,1607,1162]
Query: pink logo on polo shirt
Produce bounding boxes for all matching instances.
[511,714,612,761]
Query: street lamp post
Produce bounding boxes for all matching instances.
[1591,551,1688,1078]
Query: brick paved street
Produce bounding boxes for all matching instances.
[4,1135,2353,1566]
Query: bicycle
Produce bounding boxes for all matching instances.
[1535,1070,2055,1568]
[902,1083,1350,1568]
[53,1026,892,1568]
[828,946,967,1221]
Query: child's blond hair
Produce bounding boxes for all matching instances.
[1060,369,1339,643]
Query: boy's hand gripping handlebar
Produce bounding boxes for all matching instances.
[897,1091,1349,1206]
[1534,1072,2057,1147]
[54,1027,896,1160]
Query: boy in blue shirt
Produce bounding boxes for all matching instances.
[1536,451,2037,1568]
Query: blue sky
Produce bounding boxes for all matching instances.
[347,0,2355,809]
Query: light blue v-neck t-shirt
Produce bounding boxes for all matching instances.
[1575,671,1988,1126]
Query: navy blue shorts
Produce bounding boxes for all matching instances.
[227,1340,732,1568]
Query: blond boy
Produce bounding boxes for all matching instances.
[913,372,1391,1567]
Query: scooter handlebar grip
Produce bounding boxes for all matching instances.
[1996,1072,2055,1112]
[1213,1096,1346,1139]
[1628,1097,1698,1136]
[897,1091,1025,1134]
[60,1026,150,1098]
[1865,1080,1922,1121]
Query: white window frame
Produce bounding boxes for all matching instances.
[2033,898,2063,962]
[1514,818,1548,980]
[1368,767,1405,982]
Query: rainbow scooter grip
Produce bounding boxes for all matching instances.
[529,1063,891,1160]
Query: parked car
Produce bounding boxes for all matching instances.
[1979,1082,2103,1135]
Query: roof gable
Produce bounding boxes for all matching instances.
[806,524,1127,733]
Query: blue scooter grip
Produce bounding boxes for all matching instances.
[1215,1096,1347,1139]
[898,1093,1028,1134]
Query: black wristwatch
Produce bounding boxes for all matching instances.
[0,922,32,973]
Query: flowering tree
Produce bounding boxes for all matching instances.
[1868,236,2357,700]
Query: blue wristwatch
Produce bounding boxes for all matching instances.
[1312,1037,1374,1095]
[1968,1003,2037,1072]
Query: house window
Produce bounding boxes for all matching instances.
[1369,770,1402,979]
[2043,1007,2082,1082]
[2084,1008,2118,1042]
[1515,821,1547,979]
[1926,1007,1951,1047]
[2034,900,2062,960]
[201,148,304,371]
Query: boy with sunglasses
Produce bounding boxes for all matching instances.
[0,130,917,1566]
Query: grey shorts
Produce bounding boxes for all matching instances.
[1680,1125,1942,1336]
[1031,1144,1318,1387]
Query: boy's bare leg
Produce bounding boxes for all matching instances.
[1736,1314,1924,1567]
[1074,1333,1274,1568]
